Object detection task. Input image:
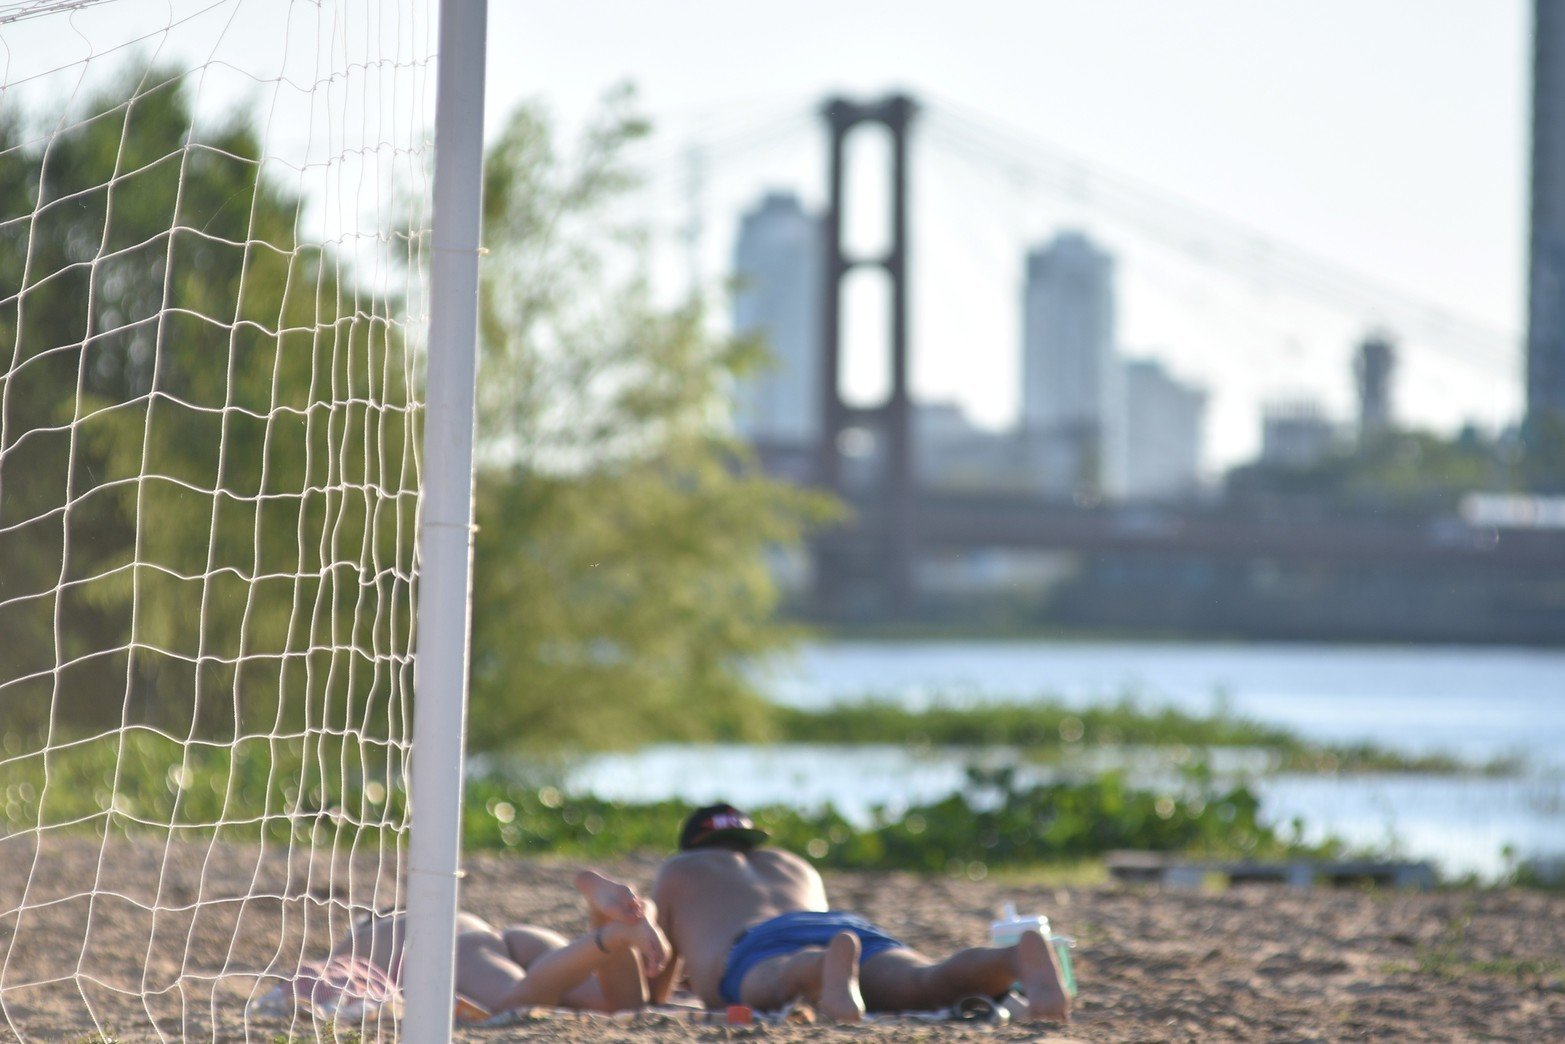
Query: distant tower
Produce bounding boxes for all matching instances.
[1021,231,1121,497]
[1528,0,1565,424]
[1354,332,1396,441]
[731,191,822,447]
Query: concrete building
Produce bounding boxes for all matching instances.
[1021,231,1122,498]
[1122,358,1207,500]
[1530,0,1565,425]
[915,400,1033,493]
[731,191,823,447]
[1260,400,1337,469]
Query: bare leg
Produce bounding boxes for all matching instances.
[328,913,407,972]
[575,868,643,924]
[574,871,667,978]
[858,929,1069,1022]
[329,911,494,980]
[819,931,866,1023]
[580,892,664,1012]
[489,917,657,1013]
[450,927,551,1013]
[1014,928,1071,1022]
[739,930,865,1023]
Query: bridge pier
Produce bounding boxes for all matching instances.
[813,93,918,619]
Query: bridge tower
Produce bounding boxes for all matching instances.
[813,93,918,618]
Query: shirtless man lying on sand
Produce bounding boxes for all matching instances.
[331,868,667,1015]
[648,803,1070,1023]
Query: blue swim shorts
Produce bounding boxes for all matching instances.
[718,910,906,1006]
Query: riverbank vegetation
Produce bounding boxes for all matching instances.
[461,764,1333,871]
[770,697,1510,775]
[0,733,1335,872]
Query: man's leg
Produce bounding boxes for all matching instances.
[858,929,1069,1022]
[738,931,865,1023]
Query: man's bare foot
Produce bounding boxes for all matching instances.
[1015,929,1070,1022]
[574,869,643,923]
[817,931,865,1023]
[600,912,671,978]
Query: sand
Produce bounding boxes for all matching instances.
[1,836,1561,1041]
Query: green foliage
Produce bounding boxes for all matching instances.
[460,763,1326,871]
[1226,427,1522,511]
[1521,412,1565,493]
[776,698,1295,748]
[7,734,1323,872]
[0,67,415,743]
[0,730,405,846]
[466,90,835,753]
[773,697,1498,774]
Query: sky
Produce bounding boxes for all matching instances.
[484,0,1531,470]
[1,0,1534,471]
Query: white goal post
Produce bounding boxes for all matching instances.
[404,0,486,1040]
[0,1,485,1040]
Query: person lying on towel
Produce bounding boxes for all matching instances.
[330,868,667,1016]
[647,803,1070,1023]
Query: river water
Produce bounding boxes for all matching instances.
[564,640,1565,880]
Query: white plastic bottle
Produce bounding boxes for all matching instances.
[989,902,1076,996]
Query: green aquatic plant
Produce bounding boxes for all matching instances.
[459,761,1334,871]
[771,697,1507,775]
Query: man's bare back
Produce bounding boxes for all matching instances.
[650,846,829,1006]
[650,804,1070,1024]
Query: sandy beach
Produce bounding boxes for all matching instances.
[1,836,1561,1041]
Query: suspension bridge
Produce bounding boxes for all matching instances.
[628,92,1558,638]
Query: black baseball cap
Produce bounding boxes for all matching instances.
[678,803,770,851]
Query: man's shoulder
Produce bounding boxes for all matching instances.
[653,847,729,886]
[746,847,811,871]
[658,846,810,877]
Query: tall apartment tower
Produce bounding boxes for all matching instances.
[1021,231,1122,497]
[1529,0,1565,424]
[731,191,823,447]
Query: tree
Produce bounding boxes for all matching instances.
[0,68,415,742]
[467,89,834,753]
[1224,427,1523,513]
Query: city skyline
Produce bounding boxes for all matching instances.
[4,1,1528,471]
[489,0,1528,471]
[732,204,1211,499]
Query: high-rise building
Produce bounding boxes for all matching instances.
[731,191,822,447]
[1529,0,1565,424]
[1122,358,1206,500]
[1354,331,1396,441]
[1021,231,1121,497]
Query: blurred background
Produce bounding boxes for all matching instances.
[468,1,1565,879]
[3,0,1562,887]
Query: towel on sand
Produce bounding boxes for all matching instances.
[245,955,489,1023]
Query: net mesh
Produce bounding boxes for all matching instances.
[0,0,434,1038]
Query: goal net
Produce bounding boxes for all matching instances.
[0,1,450,1038]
